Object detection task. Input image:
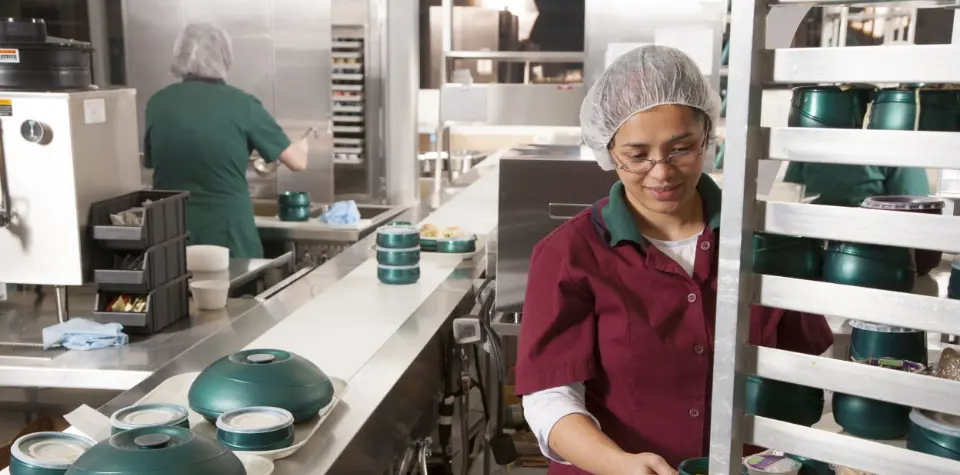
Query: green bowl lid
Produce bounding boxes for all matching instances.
[861,195,944,211]
[849,320,920,333]
[376,246,420,252]
[377,225,418,235]
[217,407,293,434]
[910,409,960,437]
[111,403,189,431]
[436,234,477,243]
[70,426,243,475]
[12,432,94,470]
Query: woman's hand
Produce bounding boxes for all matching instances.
[615,452,677,475]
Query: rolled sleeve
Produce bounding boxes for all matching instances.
[523,383,600,464]
[776,310,834,356]
[516,243,598,395]
[246,98,291,163]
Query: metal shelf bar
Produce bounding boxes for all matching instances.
[758,202,960,253]
[747,416,960,475]
[772,44,960,83]
[767,127,960,169]
[445,51,585,62]
[756,275,960,335]
[750,346,960,415]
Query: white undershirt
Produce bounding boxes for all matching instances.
[522,233,701,463]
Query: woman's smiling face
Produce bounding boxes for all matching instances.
[608,104,709,217]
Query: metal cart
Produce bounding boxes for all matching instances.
[711,1,960,474]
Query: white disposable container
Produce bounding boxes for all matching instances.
[743,454,802,475]
[187,245,230,272]
[190,280,230,310]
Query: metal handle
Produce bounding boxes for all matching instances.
[548,202,591,220]
[416,437,432,475]
[0,123,11,228]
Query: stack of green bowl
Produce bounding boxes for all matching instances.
[907,409,960,461]
[867,88,960,132]
[745,375,825,427]
[848,320,927,366]
[375,224,421,285]
[277,191,311,222]
[833,358,925,440]
[753,233,824,281]
[788,85,872,129]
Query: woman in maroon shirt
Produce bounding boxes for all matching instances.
[515,45,833,475]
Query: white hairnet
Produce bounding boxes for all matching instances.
[580,45,721,171]
[171,23,233,80]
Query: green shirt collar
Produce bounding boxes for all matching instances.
[601,173,722,247]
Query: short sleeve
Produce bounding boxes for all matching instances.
[783,162,803,184]
[885,167,931,197]
[776,311,834,356]
[516,243,598,395]
[246,98,291,163]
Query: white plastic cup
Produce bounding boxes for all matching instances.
[190,280,230,310]
[186,245,230,272]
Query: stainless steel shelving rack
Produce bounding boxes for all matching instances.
[331,35,367,165]
[710,1,960,474]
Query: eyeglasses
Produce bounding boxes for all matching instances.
[614,146,704,174]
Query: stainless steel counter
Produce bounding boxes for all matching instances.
[0,255,293,390]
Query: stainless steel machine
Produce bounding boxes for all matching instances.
[494,145,618,316]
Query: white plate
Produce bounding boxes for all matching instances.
[135,372,346,460]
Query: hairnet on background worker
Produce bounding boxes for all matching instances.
[516,45,832,475]
[580,45,721,172]
[144,23,310,258]
[170,23,233,80]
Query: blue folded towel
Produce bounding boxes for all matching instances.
[319,200,361,225]
[42,318,129,351]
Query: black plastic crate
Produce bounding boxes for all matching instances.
[94,233,189,293]
[92,273,190,335]
[89,190,189,251]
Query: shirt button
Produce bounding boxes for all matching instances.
[689,408,700,418]
[700,241,711,251]
[687,293,697,303]
[694,345,705,355]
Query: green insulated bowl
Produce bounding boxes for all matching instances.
[376,247,420,266]
[868,88,960,132]
[66,427,244,475]
[436,235,477,254]
[745,376,825,427]
[378,264,421,285]
[188,349,334,423]
[420,236,439,252]
[277,191,311,208]
[216,406,295,452]
[789,86,872,129]
[11,432,95,475]
[678,457,709,475]
[907,409,960,461]
[848,320,927,366]
[823,241,915,292]
[376,225,420,249]
[753,233,824,281]
[861,195,945,276]
[110,403,190,435]
[278,204,310,222]
[832,358,925,440]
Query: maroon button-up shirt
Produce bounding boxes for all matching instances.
[516,180,833,473]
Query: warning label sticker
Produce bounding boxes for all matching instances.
[0,100,12,117]
[0,49,20,64]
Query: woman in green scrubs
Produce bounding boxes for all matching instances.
[783,163,931,207]
[143,23,308,258]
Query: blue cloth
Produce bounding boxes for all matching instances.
[319,200,361,225]
[42,318,129,351]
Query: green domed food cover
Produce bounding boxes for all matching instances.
[188,349,334,423]
[66,427,244,475]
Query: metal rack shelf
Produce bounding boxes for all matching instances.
[711,1,960,474]
[332,34,366,165]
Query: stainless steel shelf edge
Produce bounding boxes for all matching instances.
[767,127,960,169]
[746,416,960,475]
[756,275,960,335]
[772,44,960,83]
[750,345,960,415]
[759,201,960,253]
[445,50,585,62]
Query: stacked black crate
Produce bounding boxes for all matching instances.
[87,190,191,335]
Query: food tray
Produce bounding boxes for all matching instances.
[135,372,347,460]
